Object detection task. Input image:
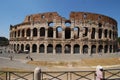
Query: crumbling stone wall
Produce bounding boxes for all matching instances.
[9,12,118,55]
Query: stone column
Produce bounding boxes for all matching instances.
[95,29,98,39]
[62,43,65,54]
[37,43,39,54]
[34,67,41,80]
[96,44,98,54]
[37,28,40,38]
[62,29,65,39]
[102,29,104,39]
[80,43,83,54]
[31,29,33,38]
[53,28,56,39]
[71,28,74,39]
[71,44,73,54]
[88,44,91,55]
[44,43,47,54]
[53,44,56,54]
[45,28,48,39]
[25,29,26,38]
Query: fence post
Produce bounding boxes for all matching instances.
[34,67,41,80]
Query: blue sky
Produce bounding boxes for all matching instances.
[0,0,120,38]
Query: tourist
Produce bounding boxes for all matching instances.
[96,65,104,80]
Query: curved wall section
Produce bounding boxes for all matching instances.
[9,12,118,55]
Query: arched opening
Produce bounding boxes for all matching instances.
[14,44,16,51]
[73,44,80,54]
[98,29,102,39]
[40,27,45,37]
[83,27,88,37]
[109,30,112,39]
[33,28,37,37]
[65,21,71,27]
[22,29,25,37]
[25,44,30,52]
[56,44,62,53]
[32,44,37,53]
[104,45,108,53]
[64,44,71,54]
[98,23,102,27]
[15,31,16,38]
[47,44,53,53]
[74,27,79,39]
[65,28,71,39]
[18,30,20,37]
[83,13,87,19]
[21,44,24,51]
[91,45,96,54]
[17,44,19,51]
[48,27,53,37]
[91,28,95,39]
[110,45,112,53]
[56,27,62,38]
[48,22,54,27]
[26,28,31,37]
[39,44,44,53]
[83,45,88,54]
[104,29,108,38]
[98,45,103,53]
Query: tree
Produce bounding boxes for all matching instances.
[0,37,9,46]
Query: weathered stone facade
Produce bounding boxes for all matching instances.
[9,12,118,55]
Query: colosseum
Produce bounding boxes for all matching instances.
[9,12,118,55]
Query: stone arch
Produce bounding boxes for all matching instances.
[98,23,102,27]
[98,29,102,39]
[65,28,71,39]
[17,44,19,51]
[48,27,53,37]
[47,44,53,53]
[91,45,96,54]
[15,31,16,38]
[98,45,103,53]
[14,44,16,51]
[26,28,31,37]
[104,45,108,53]
[32,44,37,53]
[22,29,25,37]
[109,30,112,39]
[40,27,45,37]
[83,45,88,54]
[18,30,20,37]
[73,44,80,54]
[91,28,95,39]
[104,29,108,38]
[109,45,112,53]
[56,26,62,38]
[39,44,44,53]
[48,22,54,27]
[64,44,71,53]
[56,44,62,53]
[65,20,71,27]
[33,28,37,37]
[25,44,30,51]
[83,27,88,37]
[74,27,79,39]
[21,44,24,51]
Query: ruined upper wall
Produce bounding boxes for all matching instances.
[23,12,63,23]
[70,12,117,25]
[23,12,117,25]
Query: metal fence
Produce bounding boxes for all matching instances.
[0,68,120,80]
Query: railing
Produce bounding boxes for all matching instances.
[0,69,120,80]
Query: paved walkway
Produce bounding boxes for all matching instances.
[0,52,120,71]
